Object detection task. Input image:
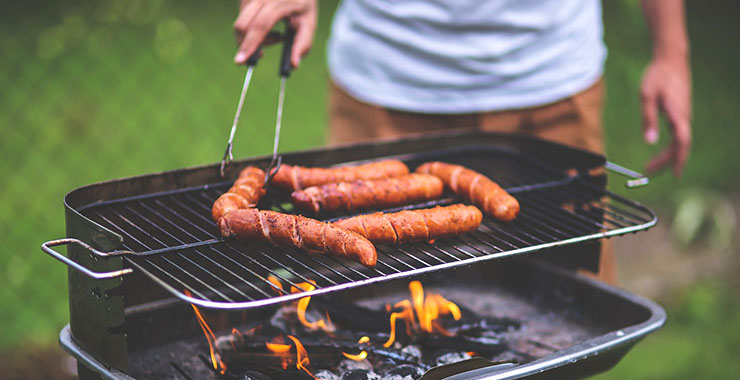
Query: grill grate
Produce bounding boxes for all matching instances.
[78,147,655,309]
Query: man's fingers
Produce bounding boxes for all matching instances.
[234,1,262,47]
[670,120,691,177]
[645,146,673,174]
[290,14,316,67]
[234,1,304,64]
[662,97,692,177]
[640,88,660,145]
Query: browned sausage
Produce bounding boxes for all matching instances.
[212,166,266,222]
[416,162,519,222]
[291,174,444,214]
[332,204,482,244]
[270,159,409,191]
[219,209,377,267]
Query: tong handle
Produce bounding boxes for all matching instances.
[246,46,262,66]
[41,238,133,279]
[605,161,650,188]
[279,24,296,77]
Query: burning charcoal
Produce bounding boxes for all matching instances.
[314,370,340,380]
[381,364,424,380]
[444,317,521,337]
[315,297,389,332]
[400,345,422,362]
[240,371,273,380]
[433,351,472,367]
[220,371,272,380]
[419,335,506,357]
[341,369,382,380]
[337,358,373,374]
[216,333,242,352]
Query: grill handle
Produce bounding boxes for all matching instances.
[41,238,133,279]
[605,161,649,188]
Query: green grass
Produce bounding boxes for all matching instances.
[1,2,739,377]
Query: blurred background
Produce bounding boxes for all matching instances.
[1,1,738,379]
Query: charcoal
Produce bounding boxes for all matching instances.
[381,364,424,380]
[314,369,340,380]
[240,371,272,380]
[400,345,422,362]
[419,335,506,356]
[444,317,521,337]
[337,358,373,374]
[216,333,242,352]
[220,370,272,380]
[433,351,471,367]
[315,297,389,332]
[341,369,381,380]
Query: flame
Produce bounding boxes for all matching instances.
[383,301,415,348]
[266,336,292,370]
[343,336,369,361]
[267,275,284,294]
[384,281,463,346]
[287,335,315,378]
[343,351,368,361]
[229,328,243,351]
[291,281,334,333]
[266,342,292,353]
[185,290,226,374]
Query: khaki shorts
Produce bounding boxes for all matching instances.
[327,79,616,283]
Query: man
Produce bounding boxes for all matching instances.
[233,0,692,282]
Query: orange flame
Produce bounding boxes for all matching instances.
[343,336,370,361]
[384,281,463,346]
[291,281,334,333]
[266,342,292,353]
[343,351,368,361]
[185,290,226,374]
[266,336,292,370]
[267,275,284,294]
[383,301,415,348]
[287,335,315,378]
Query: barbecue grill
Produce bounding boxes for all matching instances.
[42,131,664,380]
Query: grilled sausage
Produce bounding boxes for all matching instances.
[219,209,378,267]
[270,159,409,191]
[212,166,266,222]
[291,174,444,214]
[416,162,519,222]
[332,204,482,244]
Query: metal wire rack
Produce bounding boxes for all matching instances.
[50,147,656,309]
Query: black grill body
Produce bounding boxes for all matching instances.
[55,131,664,379]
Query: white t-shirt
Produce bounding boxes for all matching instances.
[328,0,607,114]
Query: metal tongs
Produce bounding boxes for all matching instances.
[220,23,296,187]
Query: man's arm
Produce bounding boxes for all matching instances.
[639,0,692,177]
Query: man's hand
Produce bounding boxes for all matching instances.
[234,0,317,68]
[640,56,692,177]
[640,0,692,177]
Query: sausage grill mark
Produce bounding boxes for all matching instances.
[332,204,482,245]
[416,162,519,222]
[270,159,410,191]
[220,209,377,267]
[291,174,444,214]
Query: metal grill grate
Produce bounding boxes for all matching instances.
[78,147,655,309]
